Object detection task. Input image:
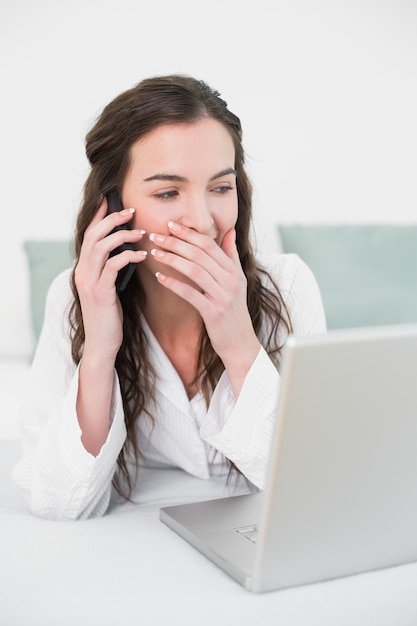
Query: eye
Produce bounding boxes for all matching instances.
[154,189,179,200]
[212,185,233,194]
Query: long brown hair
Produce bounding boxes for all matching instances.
[70,75,291,497]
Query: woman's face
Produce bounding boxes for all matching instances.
[121,117,238,281]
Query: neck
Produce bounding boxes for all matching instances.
[139,273,202,349]
[146,301,202,349]
[140,281,203,399]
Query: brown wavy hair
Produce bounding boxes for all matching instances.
[70,75,291,497]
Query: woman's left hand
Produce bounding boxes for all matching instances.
[150,221,261,396]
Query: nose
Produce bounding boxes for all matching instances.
[180,195,217,237]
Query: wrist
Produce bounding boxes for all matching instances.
[220,338,261,397]
[80,345,118,373]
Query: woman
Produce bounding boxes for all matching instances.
[13,75,326,520]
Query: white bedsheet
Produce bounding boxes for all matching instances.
[1,439,417,626]
[1,358,416,625]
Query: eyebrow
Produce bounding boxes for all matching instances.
[142,168,237,184]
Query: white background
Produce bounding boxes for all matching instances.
[1,0,416,357]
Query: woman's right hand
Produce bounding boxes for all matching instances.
[74,197,147,363]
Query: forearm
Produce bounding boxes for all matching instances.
[200,346,280,489]
[77,351,116,456]
[14,360,127,520]
[13,270,128,520]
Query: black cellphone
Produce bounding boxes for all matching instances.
[106,190,136,292]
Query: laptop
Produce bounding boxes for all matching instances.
[160,324,417,593]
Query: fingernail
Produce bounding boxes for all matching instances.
[120,207,135,216]
[149,233,165,243]
[151,248,165,258]
[168,221,181,232]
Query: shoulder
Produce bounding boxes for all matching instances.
[46,268,73,303]
[257,253,327,334]
[32,269,74,355]
[44,268,74,325]
[257,253,316,292]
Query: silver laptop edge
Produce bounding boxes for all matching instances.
[161,324,417,592]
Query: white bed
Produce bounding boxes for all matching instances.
[1,237,417,625]
[1,357,417,625]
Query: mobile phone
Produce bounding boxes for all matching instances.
[106,190,136,292]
